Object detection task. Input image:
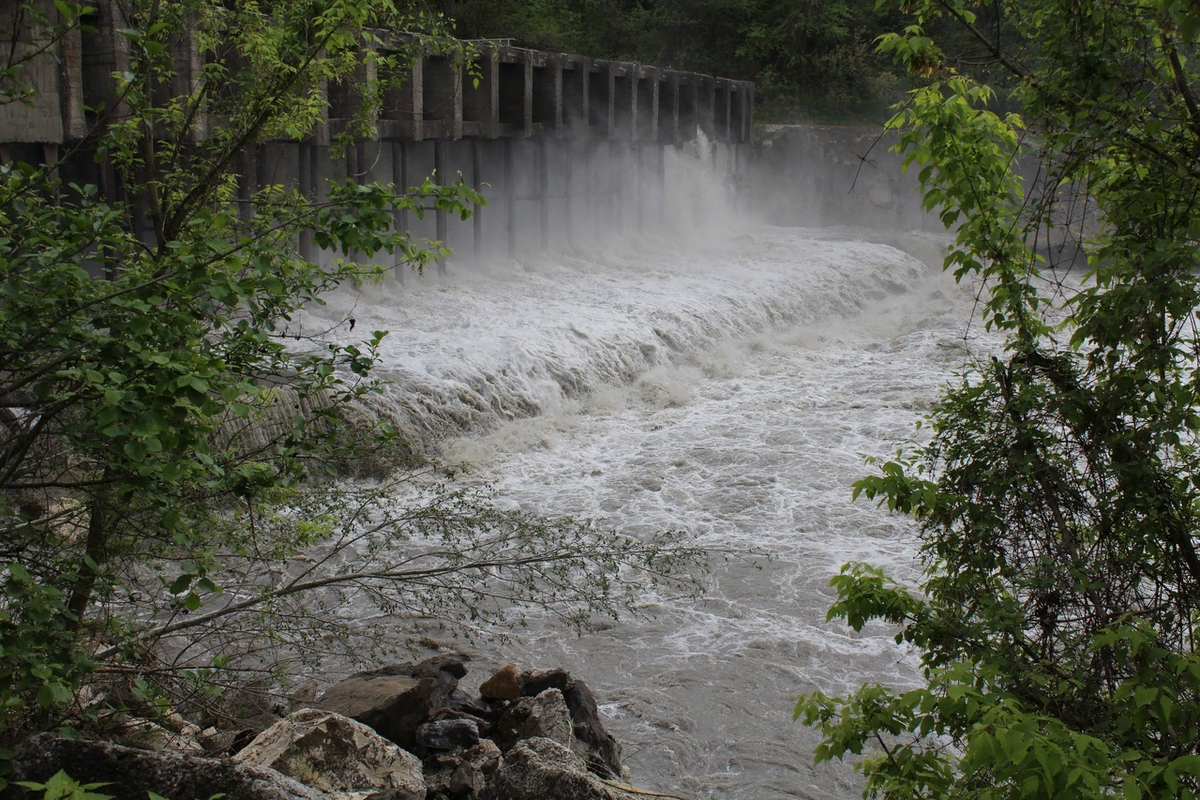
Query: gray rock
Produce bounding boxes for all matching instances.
[495,688,575,752]
[414,718,480,751]
[517,671,623,779]
[7,733,329,800]
[562,680,624,779]
[519,668,573,697]
[450,739,501,797]
[234,709,424,800]
[479,738,640,800]
[310,657,463,750]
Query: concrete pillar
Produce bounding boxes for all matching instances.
[635,143,644,234]
[434,139,447,274]
[472,138,483,259]
[391,139,408,283]
[298,142,314,262]
[537,137,549,250]
[504,138,516,256]
[238,147,255,223]
[463,48,499,138]
[583,138,595,241]
[563,138,574,246]
[523,51,534,137]
[423,54,462,140]
[656,143,666,224]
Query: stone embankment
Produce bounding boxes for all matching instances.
[7,659,674,800]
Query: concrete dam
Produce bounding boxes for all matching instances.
[0,4,755,267]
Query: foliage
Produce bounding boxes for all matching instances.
[0,0,705,788]
[15,770,111,800]
[449,0,914,121]
[796,0,1200,797]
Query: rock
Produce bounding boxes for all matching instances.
[449,740,502,797]
[479,738,641,800]
[311,657,464,750]
[234,709,424,800]
[109,714,206,754]
[360,656,467,683]
[518,670,623,779]
[561,680,624,779]
[423,738,502,799]
[519,668,573,697]
[7,733,329,800]
[495,688,575,752]
[479,664,521,701]
[201,726,243,755]
[414,718,480,751]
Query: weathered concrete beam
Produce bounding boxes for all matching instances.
[612,63,632,140]
[635,66,657,143]
[422,53,463,140]
[655,72,674,144]
[697,75,715,140]
[328,42,379,141]
[1,2,753,150]
[716,79,731,143]
[531,55,559,136]
[462,46,499,138]
[562,56,589,139]
[379,54,422,142]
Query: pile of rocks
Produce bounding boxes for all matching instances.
[5,658,673,800]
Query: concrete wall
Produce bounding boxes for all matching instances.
[0,2,754,268]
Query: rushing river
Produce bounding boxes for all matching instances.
[296,155,1002,799]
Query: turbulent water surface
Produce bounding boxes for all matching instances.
[298,165,1001,798]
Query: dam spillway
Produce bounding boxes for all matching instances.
[0,4,754,264]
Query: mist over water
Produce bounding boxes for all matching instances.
[297,144,1001,799]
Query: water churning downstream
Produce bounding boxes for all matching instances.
[296,163,999,798]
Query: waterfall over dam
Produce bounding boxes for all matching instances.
[1,6,1005,795]
[0,2,752,264]
[296,147,997,798]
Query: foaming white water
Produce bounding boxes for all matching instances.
[300,216,997,797]
[301,230,932,450]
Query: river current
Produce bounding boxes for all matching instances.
[296,155,1002,799]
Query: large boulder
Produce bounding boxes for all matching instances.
[495,689,575,752]
[423,739,501,800]
[414,718,480,751]
[519,669,624,779]
[479,738,641,800]
[478,664,521,701]
[309,657,465,750]
[6,734,328,800]
[233,709,425,800]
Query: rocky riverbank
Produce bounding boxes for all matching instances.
[5,658,670,800]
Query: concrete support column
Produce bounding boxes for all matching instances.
[537,137,549,250]
[391,139,408,283]
[472,138,483,260]
[298,142,314,262]
[237,147,255,224]
[504,138,516,257]
[583,139,595,242]
[635,144,645,234]
[434,139,447,274]
[563,138,574,247]
[656,143,666,225]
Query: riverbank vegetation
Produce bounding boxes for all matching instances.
[797,0,1200,797]
[445,0,1019,123]
[0,0,704,789]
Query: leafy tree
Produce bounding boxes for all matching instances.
[0,0,703,786]
[450,0,910,120]
[796,0,1200,797]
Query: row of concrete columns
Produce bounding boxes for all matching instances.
[243,134,746,274]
